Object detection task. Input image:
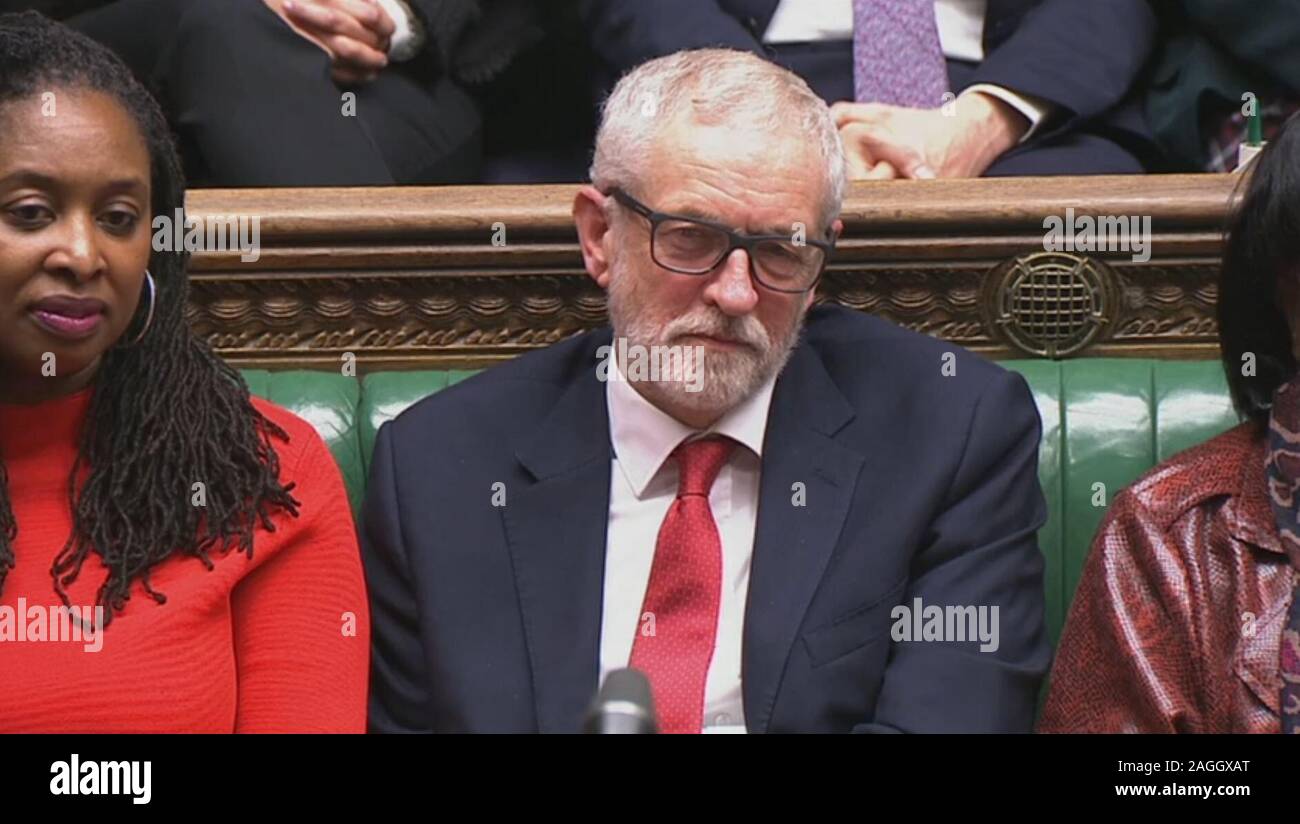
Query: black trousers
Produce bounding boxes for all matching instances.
[765,39,1146,175]
[69,0,482,186]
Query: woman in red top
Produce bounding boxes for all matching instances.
[0,12,369,732]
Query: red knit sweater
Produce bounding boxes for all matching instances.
[0,388,369,732]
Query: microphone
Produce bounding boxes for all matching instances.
[583,668,658,734]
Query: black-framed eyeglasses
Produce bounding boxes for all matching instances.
[606,187,834,294]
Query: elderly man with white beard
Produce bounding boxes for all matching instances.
[361,48,1049,734]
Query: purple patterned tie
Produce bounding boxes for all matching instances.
[852,0,950,108]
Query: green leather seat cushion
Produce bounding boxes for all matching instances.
[241,358,1240,646]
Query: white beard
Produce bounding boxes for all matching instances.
[604,250,806,418]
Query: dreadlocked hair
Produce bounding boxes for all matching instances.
[0,11,300,624]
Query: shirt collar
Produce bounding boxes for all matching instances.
[1231,423,1288,558]
[606,362,777,498]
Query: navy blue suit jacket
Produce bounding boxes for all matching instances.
[362,305,1050,733]
[577,0,1157,154]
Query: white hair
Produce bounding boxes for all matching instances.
[590,48,846,229]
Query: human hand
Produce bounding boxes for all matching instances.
[831,92,1029,180]
[264,0,395,85]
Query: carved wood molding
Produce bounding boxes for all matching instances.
[184,175,1238,368]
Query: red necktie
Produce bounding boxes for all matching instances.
[629,436,735,734]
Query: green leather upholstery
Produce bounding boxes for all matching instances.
[240,370,364,514]
[1010,360,1238,643]
[241,358,1241,647]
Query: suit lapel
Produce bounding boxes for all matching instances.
[725,0,782,32]
[742,344,865,732]
[500,333,869,733]
[502,334,613,733]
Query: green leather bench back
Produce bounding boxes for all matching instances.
[240,369,365,514]
[240,358,1240,646]
[1011,360,1238,643]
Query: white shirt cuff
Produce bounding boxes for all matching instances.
[375,0,422,62]
[961,83,1056,143]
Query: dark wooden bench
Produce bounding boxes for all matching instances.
[186,174,1240,370]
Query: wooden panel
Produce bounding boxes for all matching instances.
[184,174,1240,369]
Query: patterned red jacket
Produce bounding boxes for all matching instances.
[1039,422,1296,733]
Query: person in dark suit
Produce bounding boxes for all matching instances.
[577,0,1160,178]
[1142,0,1300,172]
[362,48,1050,733]
[19,0,542,186]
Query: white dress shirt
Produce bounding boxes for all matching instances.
[763,0,1052,140]
[375,0,424,61]
[600,365,778,734]
[765,0,983,60]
